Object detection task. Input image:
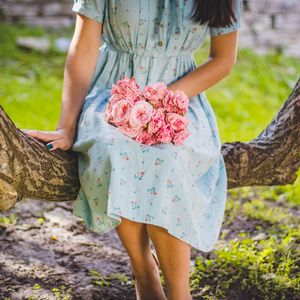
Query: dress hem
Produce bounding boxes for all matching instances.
[72,207,218,253]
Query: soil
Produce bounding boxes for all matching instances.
[0,198,210,300]
[0,200,137,300]
[0,188,297,299]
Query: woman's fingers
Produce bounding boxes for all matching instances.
[21,129,73,151]
[46,138,72,151]
[46,138,63,151]
[22,130,62,142]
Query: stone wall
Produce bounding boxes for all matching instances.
[0,0,74,28]
[0,0,299,29]
[1,0,300,57]
[239,0,300,57]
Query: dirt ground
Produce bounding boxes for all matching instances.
[0,189,297,300]
[0,198,211,300]
[0,199,139,300]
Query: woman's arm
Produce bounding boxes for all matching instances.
[56,14,102,132]
[167,30,239,98]
[23,14,102,150]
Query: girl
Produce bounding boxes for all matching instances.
[24,1,242,299]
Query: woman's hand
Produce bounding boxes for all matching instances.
[22,127,76,151]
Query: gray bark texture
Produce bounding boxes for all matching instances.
[1,77,299,211]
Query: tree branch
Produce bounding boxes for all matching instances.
[0,77,299,210]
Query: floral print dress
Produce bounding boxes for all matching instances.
[71,0,242,252]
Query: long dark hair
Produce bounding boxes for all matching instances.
[190,0,237,27]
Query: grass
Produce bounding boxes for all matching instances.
[194,42,299,143]
[0,23,72,129]
[1,23,299,299]
[190,227,300,299]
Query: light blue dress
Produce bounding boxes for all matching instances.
[71,0,242,252]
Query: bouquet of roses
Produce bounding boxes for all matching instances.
[104,77,190,146]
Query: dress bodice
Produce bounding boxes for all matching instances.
[72,0,242,91]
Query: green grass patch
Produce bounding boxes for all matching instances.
[0,23,72,130]
[190,227,300,299]
[0,213,18,225]
[194,43,299,143]
[242,199,295,225]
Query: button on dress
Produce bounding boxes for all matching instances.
[71,0,242,252]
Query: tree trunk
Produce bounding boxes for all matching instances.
[1,77,299,211]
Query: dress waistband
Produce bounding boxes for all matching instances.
[101,43,194,58]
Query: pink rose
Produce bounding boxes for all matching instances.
[142,82,167,109]
[134,130,156,145]
[162,90,176,113]
[129,100,153,129]
[147,108,166,135]
[105,77,192,146]
[105,93,125,122]
[166,112,188,131]
[173,128,190,146]
[109,93,124,106]
[111,77,142,102]
[172,90,189,113]
[155,123,174,143]
[104,104,112,122]
[118,124,144,138]
[110,99,134,126]
[146,134,157,145]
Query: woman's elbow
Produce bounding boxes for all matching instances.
[222,58,237,77]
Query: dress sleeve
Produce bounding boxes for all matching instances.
[72,0,106,24]
[209,0,242,37]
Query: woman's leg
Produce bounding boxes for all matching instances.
[114,216,166,300]
[146,224,192,300]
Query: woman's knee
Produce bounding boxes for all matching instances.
[115,216,151,257]
[145,224,191,287]
[115,218,158,279]
[146,224,190,253]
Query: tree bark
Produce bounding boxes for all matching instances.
[0,110,80,211]
[1,77,299,211]
[224,77,300,188]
